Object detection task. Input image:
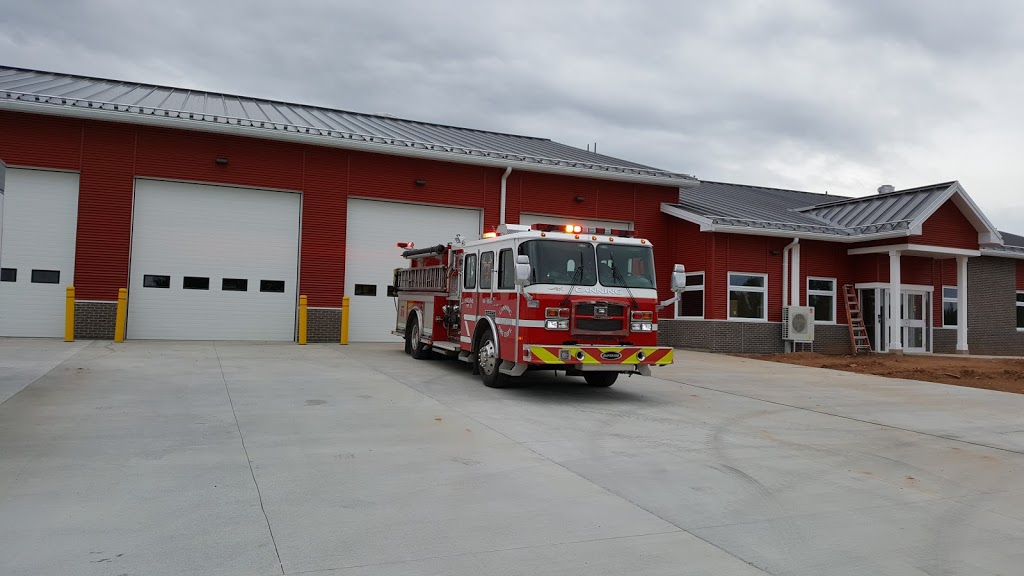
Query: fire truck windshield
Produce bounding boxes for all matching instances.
[596,244,656,289]
[518,240,597,286]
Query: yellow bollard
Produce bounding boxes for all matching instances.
[340,295,350,345]
[114,288,128,342]
[64,286,75,342]
[298,295,308,345]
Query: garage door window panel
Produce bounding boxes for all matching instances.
[729,272,767,321]
[183,276,209,290]
[0,268,15,282]
[463,254,477,289]
[222,278,248,292]
[260,280,285,293]
[678,272,704,318]
[807,277,836,323]
[354,284,376,296]
[31,269,61,284]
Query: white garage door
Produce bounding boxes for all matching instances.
[519,213,632,230]
[0,169,79,337]
[346,199,481,342]
[128,179,300,340]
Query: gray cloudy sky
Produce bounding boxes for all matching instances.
[3,0,1023,231]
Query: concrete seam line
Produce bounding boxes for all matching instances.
[214,341,285,575]
[665,376,1024,458]
[0,340,94,407]
[342,354,774,576]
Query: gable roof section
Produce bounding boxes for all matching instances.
[0,65,697,188]
[662,180,1002,244]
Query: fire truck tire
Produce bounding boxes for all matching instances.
[476,330,510,388]
[406,316,431,360]
[583,372,618,387]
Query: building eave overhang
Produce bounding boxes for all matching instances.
[0,97,700,189]
[848,243,982,258]
[980,247,1024,260]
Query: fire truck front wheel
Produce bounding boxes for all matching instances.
[583,372,618,387]
[476,330,510,388]
[406,316,431,360]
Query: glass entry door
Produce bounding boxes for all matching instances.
[901,291,929,353]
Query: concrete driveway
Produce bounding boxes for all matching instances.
[1,339,1022,576]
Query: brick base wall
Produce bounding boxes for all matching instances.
[968,257,1024,355]
[933,329,957,354]
[659,320,855,355]
[74,301,116,339]
[308,307,341,343]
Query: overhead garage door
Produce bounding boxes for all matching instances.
[128,179,300,340]
[346,199,481,342]
[0,169,79,337]
[519,213,632,230]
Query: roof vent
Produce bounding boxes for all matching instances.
[877,184,895,194]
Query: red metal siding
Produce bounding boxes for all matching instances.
[0,111,682,311]
[799,241,853,324]
[0,111,82,171]
[75,121,136,300]
[1017,261,1024,291]
[901,256,933,286]
[914,200,979,250]
[707,233,787,321]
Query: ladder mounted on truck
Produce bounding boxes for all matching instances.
[843,284,872,355]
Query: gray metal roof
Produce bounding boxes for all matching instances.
[0,66,696,186]
[1000,231,1024,247]
[666,180,962,238]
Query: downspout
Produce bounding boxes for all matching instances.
[782,238,799,308]
[499,166,512,226]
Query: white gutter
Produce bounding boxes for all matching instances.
[782,238,799,307]
[499,166,512,226]
[790,239,801,308]
[0,99,700,189]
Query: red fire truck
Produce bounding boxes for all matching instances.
[391,223,685,388]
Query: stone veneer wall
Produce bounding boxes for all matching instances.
[74,301,117,339]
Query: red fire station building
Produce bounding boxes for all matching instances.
[1,65,1022,355]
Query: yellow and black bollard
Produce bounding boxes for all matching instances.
[114,288,127,342]
[340,295,350,345]
[64,286,75,342]
[298,295,308,345]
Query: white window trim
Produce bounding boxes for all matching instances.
[941,285,958,328]
[727,272,768,322]
[806,276,837,325]
[678,271,705,319]
[1017,291,1024,332]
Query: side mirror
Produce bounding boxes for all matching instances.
[670,264,686,292]
[515,254,532,286]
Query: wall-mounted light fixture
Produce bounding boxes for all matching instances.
[574,196,585,203]
[215,158,229,166]
[414,179,427,187]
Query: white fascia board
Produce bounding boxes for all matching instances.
[848,243,981,257]
[980,248,1024,260]
[660,203,715,230]
[0,99,699,189]
[710,225,908,243]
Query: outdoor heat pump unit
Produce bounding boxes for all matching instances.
[783,306,815,342]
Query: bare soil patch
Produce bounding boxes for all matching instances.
[742,352,1024,394]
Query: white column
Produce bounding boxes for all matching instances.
[888,250,903,354]
[956,256,969,354]
[790,242,801,308]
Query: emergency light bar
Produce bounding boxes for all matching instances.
[530,223,637,238]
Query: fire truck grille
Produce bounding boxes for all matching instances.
[575,318,624,332]
[575,303,625,317]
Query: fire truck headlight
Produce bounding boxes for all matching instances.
[631,322,654,332]
[545,319,569,330]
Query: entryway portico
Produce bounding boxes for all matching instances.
[848,244,979,354]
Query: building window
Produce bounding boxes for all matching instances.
[677,272,704,318]
[143,274,169,288]
[942,286,958,327]
[479,251,494,290]
[183,276,210,290]
[222,278,248,292]
[807,277,836,323]
[497,249,514,290]
[260,280,285,293]
[1017,292,1024,330]
[463,254,477,289]
[728,272,767,321]
[0,268,16,282]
